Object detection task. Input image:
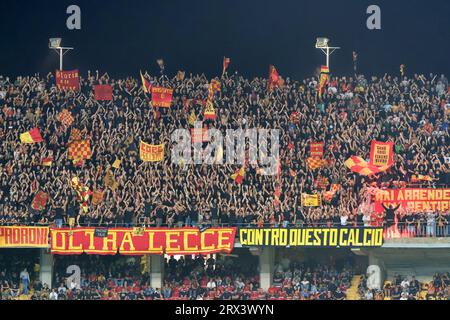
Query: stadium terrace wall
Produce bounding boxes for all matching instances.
[239,227,384,248]
[1,226,385,254]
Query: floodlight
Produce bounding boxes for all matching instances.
[314,37,340,69]
[48,38,74,70]
[315,37,329,49]
[49,38,62,49]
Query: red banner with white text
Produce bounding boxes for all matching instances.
[151,87,173,108]
[374,188,450,213]
[56,70,80,91]
[50,227,237,256]
[310,142,325,158]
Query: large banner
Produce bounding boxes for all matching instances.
[56,70,80,91]
[151,87,173,108]
[370,141,394,167]
[140,142,165,162]
[0,226,49,248]
[239,228,383,248]
[50,227,237,255]
[374,188,450,213]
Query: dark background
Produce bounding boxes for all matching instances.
[0,0,448,80]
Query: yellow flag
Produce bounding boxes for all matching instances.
[112,159,121,169]
[188,110,197,126]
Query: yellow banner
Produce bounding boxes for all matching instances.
[0,226,49,248]
[140,142,165,162]
[301,194,322,207]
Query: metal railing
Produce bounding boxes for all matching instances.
[1,221,449,239]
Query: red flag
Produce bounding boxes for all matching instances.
[268,65,280,91]
[151,87,173,108]
[231,167,245,184]
[94,85,113,101]
[32,191,49,211]
[223,57,231,74]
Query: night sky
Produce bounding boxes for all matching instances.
[0,0,448,80]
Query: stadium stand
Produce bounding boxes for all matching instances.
[0,72,448,230]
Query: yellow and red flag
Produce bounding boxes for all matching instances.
[140,142,165,162]
[344,156,390,176]
[320,65,330,73]
[208,80,221,101]
[231,166,245,184]
[151,87,173,108]
[69,128,82,142]
[204,101,217,120]
[307,157,327,170]
[70,177,92,213]
[140,71,152,94]
[68,140,91,161]
[57,109,74,127]
[41,157,53,167]
[20,128,43,144]
[323,184,341,202]
[318,65,329,97]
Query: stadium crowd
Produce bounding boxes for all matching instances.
[0,71,448,229]
[358,272,450,300]
[0,253,354,300]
